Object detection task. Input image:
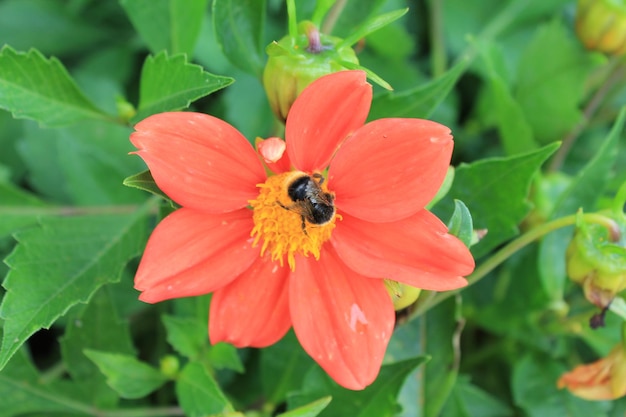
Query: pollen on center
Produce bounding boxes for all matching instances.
[249,171,337,270]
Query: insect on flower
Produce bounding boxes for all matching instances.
[280,172,336,234]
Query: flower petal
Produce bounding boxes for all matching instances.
[331,210,474,291]
[286,71,372,173]
[135,208,259,303]
[290,247,394,390]
[131,112,266,213]
[209,256,291,348]
[328,118,453,222]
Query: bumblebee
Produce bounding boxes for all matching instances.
[281,172,336,233]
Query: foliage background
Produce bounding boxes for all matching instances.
[0,0,625,416]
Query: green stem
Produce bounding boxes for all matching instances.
[410,212,620,318]
[428,0,446,77]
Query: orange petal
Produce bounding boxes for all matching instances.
[328,118,453,222]
[331,210,474,291]
[286,71,372,173]
[131,112,266,213]
[135,208,259,303]
[290,246,394,390]
[209,257,291,348]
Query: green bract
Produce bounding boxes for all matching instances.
[566,211,626,308]
[263,21,359,122]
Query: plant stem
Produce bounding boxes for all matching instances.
[410,212,620,318]
[321,0,347,35]
[548,57,626,172]
[428,0,446,77]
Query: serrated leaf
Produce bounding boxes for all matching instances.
[288,356,427,417]
[0,46,111,127]
[84,349,168,399]
[0,179,49,237]
[277,397,332,417]
[162,314,207,360]
[369,56,469,120]
[213,0,266,77]
[0,209,149,371]
[120,0,209,56]
[60,288,136,408]
[447,200,474,248]
[538,107,625,301]
[437,143,560,259]
[132,52,233,123]
[176,362,234,417]
[0,348,88,415]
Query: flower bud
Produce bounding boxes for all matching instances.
[558,343,626,400]
[565,212,626,309]
[263,21,359,122]
[159,354,180,378]
[575,0,626,56]
[385,280,422,310]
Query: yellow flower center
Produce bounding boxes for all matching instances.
[249,171,337,270]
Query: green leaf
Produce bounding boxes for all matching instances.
[289,356,427,417]
[0,0,107,56]
[512,354,609,417]
[515,20,600,144]
[0,348,87,415]
[176,361,234,416]
[339,8,408,49]
[261,331,314,404]
[369,56,469,120]
[440,375,514,417]
[212,0,267,77]
[0,209,149,371]
[60,288,136,408]
[447,200,474,248]
[0,177,49,238]
[162,314,207,360]
[120,0,209,56]
[424,298,462,417]
[18,120,145,205]
[84,349,168,399]
[0,46,112,127]
[123,169,173,205]
[132,52,233,123]
[480,44,537,155]
[277,397,332,417]
[437,143,560,259]
[538,107,625,301]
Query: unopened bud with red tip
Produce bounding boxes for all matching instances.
[566,210,626,309]
[263,21,359,122]
[576,0,626,56]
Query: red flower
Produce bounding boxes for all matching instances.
[130,70,475,390]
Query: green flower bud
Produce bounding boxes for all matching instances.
[385,280,422,311]
[576,0,626,56]
[159,354,180,378]
[263,21,359,122]
[566,211,626,309]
